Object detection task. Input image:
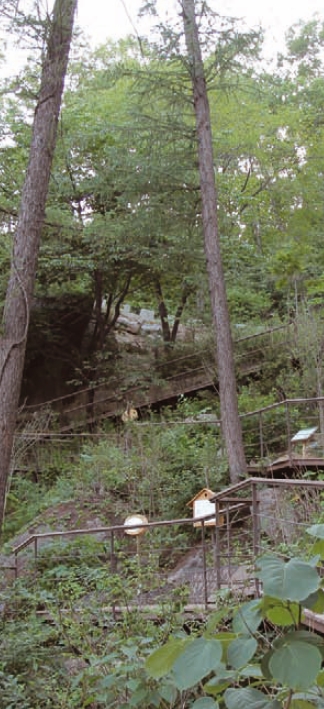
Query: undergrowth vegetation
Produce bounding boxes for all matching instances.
[4,400,229,541]
[2,394,324,707]
[2,524,324,707]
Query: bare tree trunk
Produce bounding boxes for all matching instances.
[181,0,247,482]
[171,283,191,342]
[155,279,172,343]
[0,0,77,527]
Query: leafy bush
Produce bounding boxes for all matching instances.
[144,524,324,708]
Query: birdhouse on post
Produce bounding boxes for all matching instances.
[187,488,221,528]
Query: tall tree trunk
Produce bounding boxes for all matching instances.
[181,0,247,483]
[0,0,77,527]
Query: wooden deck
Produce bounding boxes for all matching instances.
[303,609,324,634]
[254,454,324,476]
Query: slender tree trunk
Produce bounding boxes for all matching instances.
[171,288,189,342]
[155,279,172,343]
[0,0,77,526]
[181,0,247,482]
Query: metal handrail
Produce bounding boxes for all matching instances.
[12,512,217,556]
[210,476,324,502]
[12,478,324,557]
[9,475,324,611]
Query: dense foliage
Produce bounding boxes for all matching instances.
[2,502,324,708]
[1,11,324,402]
[145,524,324,708]
[2,4,324,707]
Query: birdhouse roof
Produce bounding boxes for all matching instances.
[186,488,216,507]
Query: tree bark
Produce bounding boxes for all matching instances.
[171,283,192,342]
[181,0,247,482]
[0,0,77,527]
[155,279,172,343]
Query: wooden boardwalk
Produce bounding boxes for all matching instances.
[19,322,292,432]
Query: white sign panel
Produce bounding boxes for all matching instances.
[193,499,216,527]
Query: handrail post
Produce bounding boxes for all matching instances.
[34,537,38,570]
[251,481,261,597]
[225,502,231,585]
[215,500,222,590]
[286,401,292,463]
[110,531,116,572]
[259,412,264,460]
[201,520,208,610]
[110,530,117,620]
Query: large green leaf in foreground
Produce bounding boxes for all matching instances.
[145,637,190,679]
[256,555,320,601]
[269,640,322,690]
[191,699,219,709]
[224,687,282,709]
[172,637,223,690]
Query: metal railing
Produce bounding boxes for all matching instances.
[13,396,324,476]
[17,321,292,430]
[8,477,324,613]
[12,513,219,610]
[212,477,324,598]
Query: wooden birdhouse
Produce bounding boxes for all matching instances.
[187,488,222,528]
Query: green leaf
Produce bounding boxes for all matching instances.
[239,664,263,678]
[206,608,233,633]
[204,669,235,696]
[172,638,223,691]
[97,675,116,689]
[307,524,324,539]
[264,600,300,626]
[227,636,258,669]
[145,637,190,679]
[158,683,178,704]
[274,629,324,650]
[224,687,282,709]
[269,641,322,690]
[261,649,274,681]
[317,669,324,687]
[149,689,163,707]
[191,699,219,709]
[213,632,237,660]
[291,700,319,708]
[204,680,232,697]
[129,687,149,706]
[256,555,320,601]
[302,588,324,612]
[293,689,324,705]
[310,540,324,559]
[232,599,262,635]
